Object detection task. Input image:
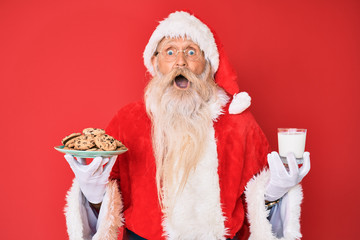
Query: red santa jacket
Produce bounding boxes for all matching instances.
[105,100,270,240]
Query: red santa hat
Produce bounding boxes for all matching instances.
[143,11,251,114]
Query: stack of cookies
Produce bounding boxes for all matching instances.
[62,128,126,151]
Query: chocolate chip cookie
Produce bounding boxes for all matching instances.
[73,135,96,150]
[62,133,82,145]
[82,128,106,137]
[94,134,117,151]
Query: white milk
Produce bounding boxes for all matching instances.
[278,130,306,158]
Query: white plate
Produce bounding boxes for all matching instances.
[54,145,128,158]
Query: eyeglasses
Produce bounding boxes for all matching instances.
[156,46,203,62]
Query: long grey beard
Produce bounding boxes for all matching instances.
[144,64,217,210]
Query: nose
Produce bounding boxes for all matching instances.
[174,51,188,68]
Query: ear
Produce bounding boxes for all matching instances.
[151,55,157,77]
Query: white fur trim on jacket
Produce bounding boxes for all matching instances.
[143,11,219,76]
[162,127,227,240]
[245,170,303,240]
[64,179,123,240]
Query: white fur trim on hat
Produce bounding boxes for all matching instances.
[143,11,219,76]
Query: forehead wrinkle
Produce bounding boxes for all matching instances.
[157,37,200,51]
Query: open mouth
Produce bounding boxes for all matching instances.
[174,75,190,90]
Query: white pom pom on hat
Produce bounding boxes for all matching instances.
[143,11,250,114]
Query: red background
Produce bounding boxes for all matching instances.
[1,0,359,239]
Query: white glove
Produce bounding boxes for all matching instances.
[65,154,117,204]
[265,151,310,202]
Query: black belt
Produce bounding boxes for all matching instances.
[123,229,147,240]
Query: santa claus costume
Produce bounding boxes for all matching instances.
[64,11,304,240]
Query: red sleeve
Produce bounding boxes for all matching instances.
[239,117,270,188]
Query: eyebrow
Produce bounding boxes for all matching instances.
[162,37,193,44]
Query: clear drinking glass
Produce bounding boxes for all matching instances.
[277,128,307,164]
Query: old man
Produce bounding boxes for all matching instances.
[64,11,310,240]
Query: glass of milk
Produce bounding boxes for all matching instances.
[278,128,307,164]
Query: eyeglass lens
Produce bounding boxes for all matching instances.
[161,47,200,61]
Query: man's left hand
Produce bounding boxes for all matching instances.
[264,151,310,202]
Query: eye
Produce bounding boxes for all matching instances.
[187,49,196,56]
[166,49,175,56]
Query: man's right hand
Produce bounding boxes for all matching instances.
[65,154,117,204]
